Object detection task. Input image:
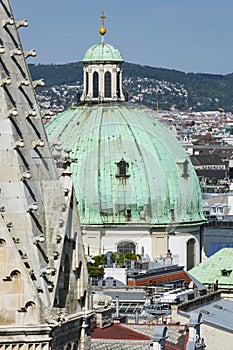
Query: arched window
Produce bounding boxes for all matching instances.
[93,72,99,98]
[187,238,196,270]
[86,72,89,95]
[117,71,120,98]
[104,71,111,98]
[117,241,136,254]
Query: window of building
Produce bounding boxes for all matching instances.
[93,72,99,98]
[117,241,136,254]
[115,158,130,178]
[221,269,232,276]
[211,206,217,213]
[170,208,175,221]
[86,72,89,95]
[104,71,111,98]
[186,238,196,270]
[117,72,120,98]
[218,206,224,213]
[182,159,189,178]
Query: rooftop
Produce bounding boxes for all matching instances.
[180,298,233,333]
[91,323,188,350]
[189,248,233,288]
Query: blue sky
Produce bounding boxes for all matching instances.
[11,0,233,74]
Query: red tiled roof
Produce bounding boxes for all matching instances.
[91,323,150,340]
[91,323,189,350]
[128,271,193,287]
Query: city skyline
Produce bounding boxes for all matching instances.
[11,0,233,75]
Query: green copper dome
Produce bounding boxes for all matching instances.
[82,42,123,62]
[46,103,205,227]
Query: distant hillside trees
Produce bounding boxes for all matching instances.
[29,62,233,112]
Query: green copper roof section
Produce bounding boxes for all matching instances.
[189,248,233,287]
[82,42,123,62]
[46,103,205,226]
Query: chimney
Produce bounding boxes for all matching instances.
[115,295,120,318]
[186,311,206,349]
[150,326,168,350]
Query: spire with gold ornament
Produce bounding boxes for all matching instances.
[99,10,107,39]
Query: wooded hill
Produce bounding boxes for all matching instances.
[28,62,233,112]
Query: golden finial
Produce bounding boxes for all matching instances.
[99,11,107,36]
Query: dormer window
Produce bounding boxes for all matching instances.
[211,205,217,213]
[115,158,130,178]
[218,206,224,214]
[170,208,175,221]
[182,159,189,178]
[221,269,232,276]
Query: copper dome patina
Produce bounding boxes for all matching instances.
[46,103,205,227]
[82,42,123,63]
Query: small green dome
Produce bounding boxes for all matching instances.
[83,42,123,62]
[46,104,205,227]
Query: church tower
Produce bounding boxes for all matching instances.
[0,1,93,349]
[80,11,125,103]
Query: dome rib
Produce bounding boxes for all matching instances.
[97,108,104,223]
[117,106,154,220]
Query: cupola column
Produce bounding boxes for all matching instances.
[82,65,94,101]
[119,68,124,101]
[88,67,93,99]
[112,67,117,101]
[83,66,87,100]
[82,68,86,97]
[115,66,124,101]
[99,65,104,101]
